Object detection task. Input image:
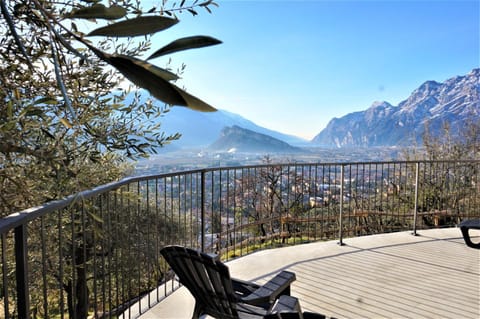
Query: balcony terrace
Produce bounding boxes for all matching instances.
[140,228,479,319]
[0,160,479,318]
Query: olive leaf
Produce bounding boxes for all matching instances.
[68,4,127,20]
[96,53,216,111]
[105,54,187,106]
[174,87,217,112]
[88,16,178,37]
[148,36,222,59]
[69,7,218,111]
[124,58,179,81]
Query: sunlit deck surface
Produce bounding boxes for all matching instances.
[139,228,479,319]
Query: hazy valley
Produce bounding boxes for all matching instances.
[136,68,479,174]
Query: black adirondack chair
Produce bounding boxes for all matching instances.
[160,245,297,319]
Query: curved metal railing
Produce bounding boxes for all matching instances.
[1,160,479,318]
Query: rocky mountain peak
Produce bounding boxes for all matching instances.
[365,101,394,123]
[210,125,303,153]
[401,80,442,111]
[417,80,441,93]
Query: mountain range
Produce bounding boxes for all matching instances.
[312,68,479,147]
[158,107,307,150]
[148,68,479,152]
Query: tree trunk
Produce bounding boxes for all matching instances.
[75,267,89,319]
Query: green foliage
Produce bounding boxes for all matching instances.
[70,1,220,111]
[0,0,220,215]
[0,2,220,316]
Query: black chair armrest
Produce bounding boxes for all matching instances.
[241,271,296,306]
[232,277,261,297]
[459,219,480,249]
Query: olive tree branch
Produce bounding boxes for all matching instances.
[0,0,34,69]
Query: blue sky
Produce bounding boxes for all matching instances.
[147,0,479,140]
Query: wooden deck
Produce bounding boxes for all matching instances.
[138,228,479,319]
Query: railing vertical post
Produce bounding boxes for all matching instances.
[201,170,206,252]
[338,164,345,246]
[2,234,10,317]
[14,224,30,319]
[412,161,420,236]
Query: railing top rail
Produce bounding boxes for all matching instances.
[199,159,480,172]
[1,159,478,234]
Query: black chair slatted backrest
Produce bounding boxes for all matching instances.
[161,245,240,318]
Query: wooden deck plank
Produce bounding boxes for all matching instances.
[138,228,479,319]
